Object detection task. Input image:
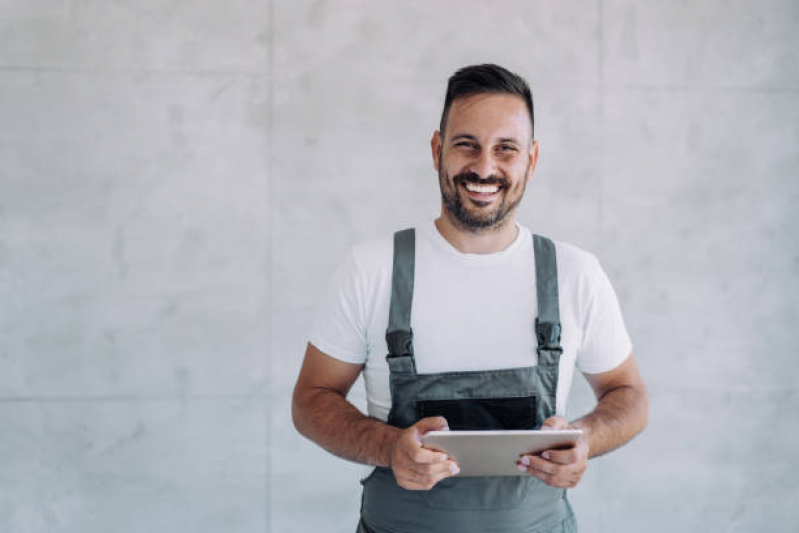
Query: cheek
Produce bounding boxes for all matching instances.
[445,165,471,184]
[510,163,531,185]
[443,152,471,173]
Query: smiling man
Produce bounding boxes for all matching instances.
[292,64,648,533]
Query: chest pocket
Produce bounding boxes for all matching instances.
[416,395,539,430]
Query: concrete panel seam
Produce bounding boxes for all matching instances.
[265,0,275,532]
[0,393,267,403]
[0,64,269,78]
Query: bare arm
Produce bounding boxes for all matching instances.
[519,352,648,487]
[291,342,399,467]
[573,351,649,458]
[292,343,458,489]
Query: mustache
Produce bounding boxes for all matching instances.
[453,172,509,188]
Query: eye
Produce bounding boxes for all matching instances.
[497,144,517,153]
[455,141,477,149]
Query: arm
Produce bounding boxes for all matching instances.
[518,351,648,487]
[291,342,458,488]
[291,342,396,466]
[573,350,649,457]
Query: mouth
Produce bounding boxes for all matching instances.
[462,181,502,203]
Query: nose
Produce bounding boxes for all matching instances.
[471,149,498,179]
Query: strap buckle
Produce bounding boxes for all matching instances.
[386,329,414,357]
[535,319,562,350]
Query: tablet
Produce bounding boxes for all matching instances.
[422,429,583,477]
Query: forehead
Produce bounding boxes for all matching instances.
[445,93,532,143]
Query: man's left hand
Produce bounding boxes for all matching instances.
[516,416,589,489]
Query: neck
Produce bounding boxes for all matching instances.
[434,211,520,254]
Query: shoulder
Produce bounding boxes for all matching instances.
[531,234,608,312]
[526,229,601,281]
[337,230,404,302]
[543,237,622,320]
[348,231,395,277]
[550,238,601,277]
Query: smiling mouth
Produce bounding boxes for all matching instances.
[462,181,502,202]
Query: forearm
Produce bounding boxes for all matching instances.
[572,383,649,458]
[292,387,400,467]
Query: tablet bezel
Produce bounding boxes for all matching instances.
[421,429,583,477]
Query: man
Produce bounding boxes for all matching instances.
[292,64,648,532]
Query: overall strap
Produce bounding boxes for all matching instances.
[386,229,415,359]
[533,235,563,366]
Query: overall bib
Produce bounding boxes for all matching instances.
[358,228,577,533]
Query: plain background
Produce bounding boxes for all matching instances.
[1,1,798,531]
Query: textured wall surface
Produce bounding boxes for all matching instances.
[1,1,797,532]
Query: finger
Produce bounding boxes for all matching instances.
[541,447,579,465]
[428,462,459,486]
[544,437,590,465]
[396,428,448,464]
[400,441,449,476]
[406,443,449,465]
[540,416,569,430]
[522,454,585,481]
[517,460,552,484]
[406,456,458,478]
[397,475,440,491]
[401,431,448,464]
[522,455,583,481]
[520,455,559,476]
[411,459,459,479]
[398,460,459,489]
[517,458,582,488]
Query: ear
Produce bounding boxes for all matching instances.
[431,130,442,172]
[526,140,539,183]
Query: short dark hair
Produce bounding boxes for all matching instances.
[439,64,534,140]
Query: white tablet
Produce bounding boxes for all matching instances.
[422,429,583,477]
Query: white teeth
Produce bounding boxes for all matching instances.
[465,183,500,194]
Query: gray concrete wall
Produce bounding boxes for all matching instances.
[1,1,797,531]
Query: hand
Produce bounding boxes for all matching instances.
[388,416,460,490]
[516,416,589,489]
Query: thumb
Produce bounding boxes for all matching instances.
[414,416,450,436]
[540,416,570,430]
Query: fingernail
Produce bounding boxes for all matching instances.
[450,464,460,475]
[543,452,551,461]
[517,464,527,472]
[521,456,530,466]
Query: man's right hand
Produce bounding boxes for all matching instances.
[388,416,460,490]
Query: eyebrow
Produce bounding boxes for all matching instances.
[449,134,522,145]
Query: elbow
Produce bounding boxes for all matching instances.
[291,385,328,439]
[637,383,650,435]
[291,387,310,438]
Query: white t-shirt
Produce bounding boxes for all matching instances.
[310,220,632,420]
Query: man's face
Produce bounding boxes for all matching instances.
[432,93,538,232]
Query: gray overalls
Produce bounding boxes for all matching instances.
[358,228,577,533]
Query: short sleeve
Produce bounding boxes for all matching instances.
[308,251,369,364]
[575,257,633,374]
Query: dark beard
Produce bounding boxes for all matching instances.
[439,169,527,232]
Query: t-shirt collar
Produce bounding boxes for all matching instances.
[425,218,528,265]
